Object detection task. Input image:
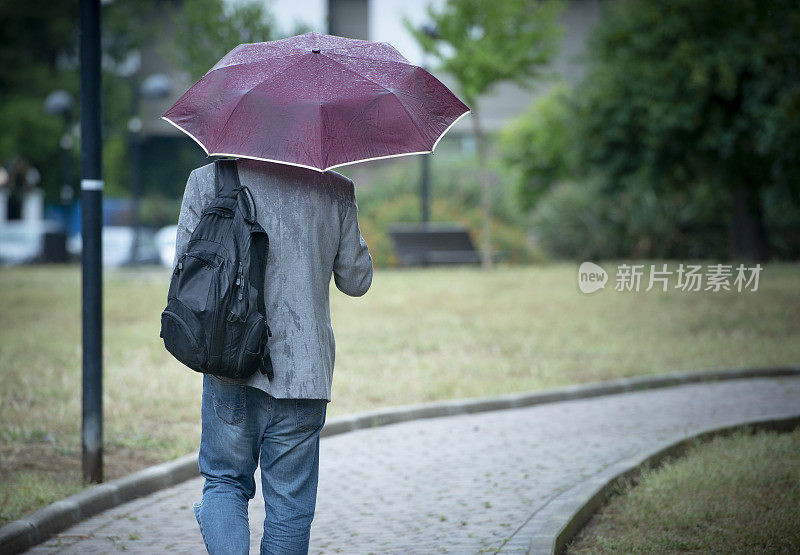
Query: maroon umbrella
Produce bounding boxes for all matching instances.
[162,32,470,172]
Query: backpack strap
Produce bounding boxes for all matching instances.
[214,158,241,199]
[259,347,274,380]
[214,158,257,223]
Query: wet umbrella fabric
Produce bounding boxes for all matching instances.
[162,32,470,172]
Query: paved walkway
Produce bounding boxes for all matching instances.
[27,376,800,554]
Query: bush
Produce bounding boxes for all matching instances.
[529,178,731,260]
[501,0,800,261]
[501,82,578,211]
[340,153,545,267]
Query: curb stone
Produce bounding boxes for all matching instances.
[0,452,197,554]
[317,365,800,438]
[1,365,798,554]
[521,414,800,555]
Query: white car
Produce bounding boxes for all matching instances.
[155,225,178,268]
[0,220,64,265]
[67,226,161,266]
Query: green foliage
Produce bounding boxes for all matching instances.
[0,95,65,170]
[0,0,163,202]
[764,188,800,259]
[102,0,161,64]
[517,172,798,261]
[405,0,564,268]
[0,0,285,204]
[405,0,564,107]
[166,0,279,81]
[575,0,800,197]
[339,155,544,267]
[501,82,578,210]
[501,0,800,260]
[0,1,78,93]
[529,178,731,261]
[0,1,78,199]
[102,134,130,198]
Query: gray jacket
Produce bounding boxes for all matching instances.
[173,158,373,401]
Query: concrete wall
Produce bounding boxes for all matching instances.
[328,0,369,38]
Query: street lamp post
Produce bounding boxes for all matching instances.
[79,0,103,484]
[420,151,430,224]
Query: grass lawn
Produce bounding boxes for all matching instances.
[1,262,798,526]
[566,427,800,553]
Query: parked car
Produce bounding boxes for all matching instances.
[155,225,178,268]
[67,226,161,266]
[0,220,66,265]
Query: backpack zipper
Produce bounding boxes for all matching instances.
[237,262,244,301]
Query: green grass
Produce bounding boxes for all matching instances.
[0,261,798,526]
[0,470,85,526]
[567,427,800,553]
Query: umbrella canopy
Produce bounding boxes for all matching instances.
[162,32,470,172]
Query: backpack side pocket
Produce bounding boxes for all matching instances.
[236,313,266,378]
[161,298,208,372]
[162,250,227,373]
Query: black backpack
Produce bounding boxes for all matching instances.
[160,159,274,380]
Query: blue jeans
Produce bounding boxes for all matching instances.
[193,374,328,554]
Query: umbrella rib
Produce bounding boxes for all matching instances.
[214,47,415,72]
[322,50,417,68]
[315,54,325,170]
[320,54,430,145]
[211,55,313,154]
[206,52,307,76]
[324,42,410,63]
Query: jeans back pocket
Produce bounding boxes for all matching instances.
[295,399,327,432]
[210,375,247,425]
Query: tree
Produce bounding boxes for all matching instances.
[574,0,800,261]
[0,1,78,200]
[0,0,162,201]
[0,0,288,205]
[501,82,577,211]
[406,0,564,270]
[168,0,280,81]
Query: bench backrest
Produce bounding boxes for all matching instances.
[388,224,480,265]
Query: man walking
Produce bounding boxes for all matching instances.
[173,157,373,554]
[162,31,465,552]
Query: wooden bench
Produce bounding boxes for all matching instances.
[388,223,482,266]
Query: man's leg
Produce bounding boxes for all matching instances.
[194,374,268,554]
[260,397,327,555]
